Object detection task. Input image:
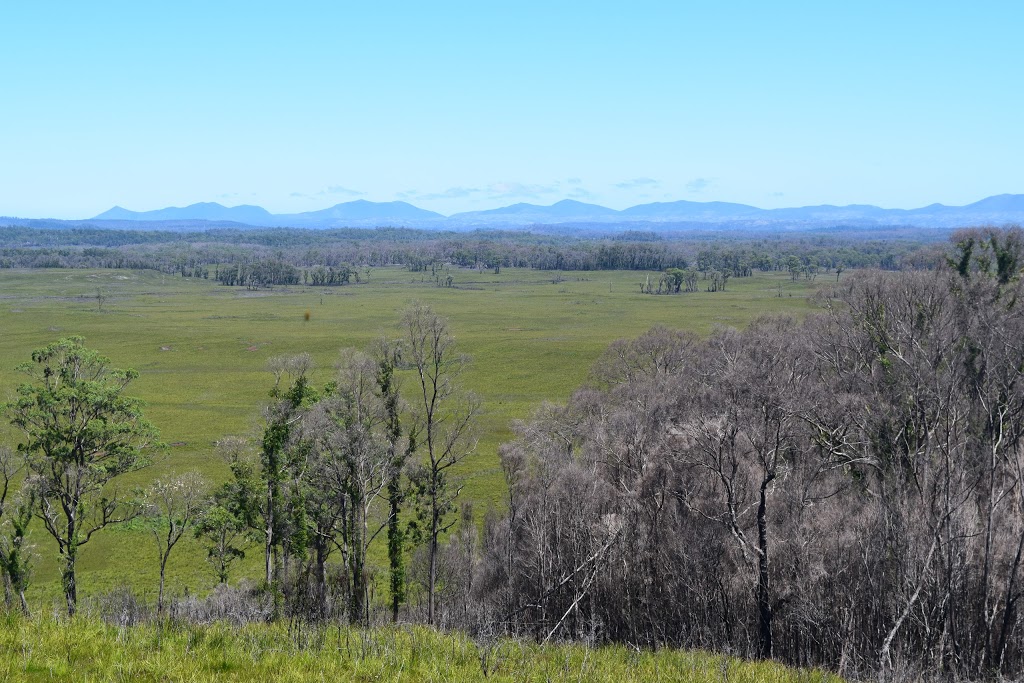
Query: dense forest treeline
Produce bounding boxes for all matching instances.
[0,224,948,281]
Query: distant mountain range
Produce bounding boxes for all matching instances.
[93,200,445,227]
[10,194,1024,232]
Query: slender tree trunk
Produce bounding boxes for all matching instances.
[158,553,168,614]
[315,542,328,619]
[880,534,939,672]
[217,530,230,585]
[507,504,517,621]
[428,486,439,625]
[265,483,274,585]
[995,528,1024,673]
[61,505,80,617]
[387,478,405,622]
[378,351,407,623]
[756,473,774,659]
[63,544,78,616]
[348,495,366,625]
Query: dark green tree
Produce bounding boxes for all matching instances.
[195,437,260,585]
[259,354,317,586]
[374,338,417,623]
[3,337,158,615]
[0,446,34,615]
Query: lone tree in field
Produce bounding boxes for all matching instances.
[3,337,158,615]
[401,303,480,625]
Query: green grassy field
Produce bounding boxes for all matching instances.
[0,266,820,602]
[0,614,845,683]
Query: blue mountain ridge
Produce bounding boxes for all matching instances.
[88,194,1024,229]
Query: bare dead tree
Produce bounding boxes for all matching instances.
[401,302,480,625]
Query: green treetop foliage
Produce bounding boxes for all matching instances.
[3,336,159,615]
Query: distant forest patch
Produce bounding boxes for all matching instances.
[0,224,951,284]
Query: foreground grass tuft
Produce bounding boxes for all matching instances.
[0,614,843,682]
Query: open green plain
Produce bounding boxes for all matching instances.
[0,615,844,683]
[0,266,820,604]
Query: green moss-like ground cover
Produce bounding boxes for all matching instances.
[0,266,820,601]
[0,614,844,683]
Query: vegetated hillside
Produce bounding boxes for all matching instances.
[2,228,1019,681]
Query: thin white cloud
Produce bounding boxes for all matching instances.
[686,178,713,193]
[568,187,596,200]
[317,185,366,197]
[486,182,561,200]
[615,177,659,190]
[415,186,482,201]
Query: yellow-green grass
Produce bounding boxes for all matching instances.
[0,267,820,602]
[0,614,845,683]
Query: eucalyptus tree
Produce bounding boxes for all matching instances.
[401,303,480,625]
[260,354,317,586]
[676,318,812,659]
[372,337,417,622]
[0,446,34,615]
[3,337,158,615]
[194,439,258,586]
[300,349,391,624]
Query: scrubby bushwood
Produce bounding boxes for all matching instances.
[473,228,1024,679]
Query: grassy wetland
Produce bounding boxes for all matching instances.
[0,265,819,602]
[0,264,841,683]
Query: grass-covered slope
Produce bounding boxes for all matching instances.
[0,615,844,683]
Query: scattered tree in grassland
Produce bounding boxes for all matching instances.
[3,337,158,615]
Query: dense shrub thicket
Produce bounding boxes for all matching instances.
[465,228,1024,679]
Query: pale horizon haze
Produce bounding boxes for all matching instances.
[2,2,1022,219]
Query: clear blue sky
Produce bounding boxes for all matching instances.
[2,1,1022,218]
